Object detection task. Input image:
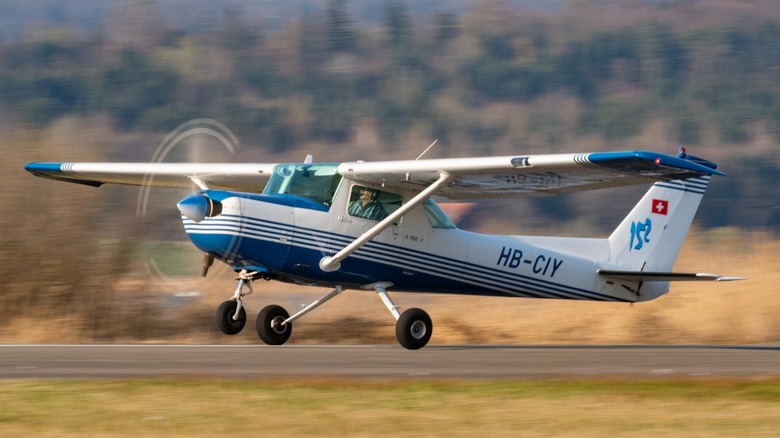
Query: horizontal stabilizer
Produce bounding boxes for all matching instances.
[597,269,747,282]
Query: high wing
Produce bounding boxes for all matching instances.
[338,150,723,199]
[26,150,721,197]
[24,162,277,192]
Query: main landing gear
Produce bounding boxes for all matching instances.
[395,307,433,350]
[214,274,433,349]
[374,282,432,350]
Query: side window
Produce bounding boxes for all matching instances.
[347,185,402,223]
[423,198,457,229]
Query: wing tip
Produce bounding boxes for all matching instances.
[25,162,104,187]
[25,162,63,174]
[586,150,725,178]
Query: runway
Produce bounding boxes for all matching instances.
[1,345,779,379]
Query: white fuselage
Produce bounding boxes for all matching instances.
[183,177,646,303]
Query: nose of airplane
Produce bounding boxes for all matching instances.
[177,193,210,222]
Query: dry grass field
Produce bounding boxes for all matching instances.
[1,228,775,346]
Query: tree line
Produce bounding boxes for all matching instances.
[1,0,778,230]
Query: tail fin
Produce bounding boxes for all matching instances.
[607,175,711,274]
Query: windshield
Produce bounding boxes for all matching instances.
[263,163,342,207]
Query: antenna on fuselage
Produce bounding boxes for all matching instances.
[303,154,313,164]
[415,139,438,160]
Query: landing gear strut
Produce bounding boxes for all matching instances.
[255,286,343,346]
[372,282,432,350]
[215,270,256,335]
[214,275,433,349]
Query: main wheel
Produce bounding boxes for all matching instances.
[216,300,246,335]
[396,308,432,350]
[256,304,292,345]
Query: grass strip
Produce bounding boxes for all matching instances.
[1,378,779,436]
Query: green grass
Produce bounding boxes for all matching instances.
[1,379,779,436]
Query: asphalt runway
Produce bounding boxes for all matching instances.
[1,345,779,379]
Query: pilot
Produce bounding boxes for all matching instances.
[348,186,388,221]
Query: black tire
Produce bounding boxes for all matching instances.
[216,300,246,335]
[256,305,292,345]
[395,308,432,350]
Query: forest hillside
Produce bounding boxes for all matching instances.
[2,0,779,232]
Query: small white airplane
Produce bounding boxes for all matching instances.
[25,148,744,349]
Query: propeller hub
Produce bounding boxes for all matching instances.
[177,193,213,222]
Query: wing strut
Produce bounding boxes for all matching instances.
[319,171,454,272]
[189,176,210,190]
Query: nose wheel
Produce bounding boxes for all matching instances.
[216,300,247,335]
[215,269,257,335]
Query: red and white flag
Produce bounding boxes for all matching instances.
[652,199,669,215]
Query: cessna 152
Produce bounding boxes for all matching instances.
[25,148,743,349]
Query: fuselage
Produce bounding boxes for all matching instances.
[180,163,645,303]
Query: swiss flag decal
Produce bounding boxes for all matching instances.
[652,199,669,215]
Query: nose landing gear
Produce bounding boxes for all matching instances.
[216,300,246,335]
[215,270,256,335]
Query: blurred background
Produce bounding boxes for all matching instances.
[1,0,778,344]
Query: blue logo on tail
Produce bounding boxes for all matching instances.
[630,218,652,251]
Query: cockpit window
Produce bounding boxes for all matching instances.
[263,163,342,207]
[348,185,404,222]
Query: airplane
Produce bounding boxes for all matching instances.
[25,147,744,349]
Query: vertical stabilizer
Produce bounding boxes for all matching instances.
[608,176,711,274]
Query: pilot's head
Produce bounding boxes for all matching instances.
[359,187,377,205]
